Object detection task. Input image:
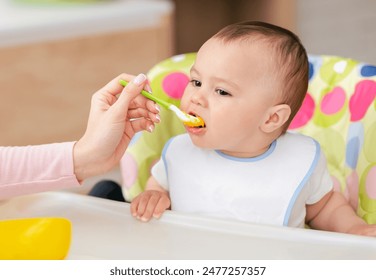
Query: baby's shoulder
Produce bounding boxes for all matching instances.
[279,131,318,146]
[276,131,320,157]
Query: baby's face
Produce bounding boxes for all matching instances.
[180,38,280,157]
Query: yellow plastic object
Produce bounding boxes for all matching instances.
[0,217,72,260]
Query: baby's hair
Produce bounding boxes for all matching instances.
[213,21,309,133]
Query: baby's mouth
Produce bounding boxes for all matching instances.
[188,113,206,128]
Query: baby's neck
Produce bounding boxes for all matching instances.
[218,132,280,158]
[219,143,272,158]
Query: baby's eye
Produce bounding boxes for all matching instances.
[190,79,202,87]
[216,89,231,96]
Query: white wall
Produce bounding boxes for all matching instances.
[297,0,376,64]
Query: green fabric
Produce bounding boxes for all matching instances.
[294,55,376,222]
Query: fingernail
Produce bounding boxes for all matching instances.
[133,73,146,85]
[156,114,161,122]
[148,125,154,133]
[155,105,160,112]
[145,84,152,93]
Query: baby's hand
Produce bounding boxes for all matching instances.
[130,190,171,222]
[347,224,376,237]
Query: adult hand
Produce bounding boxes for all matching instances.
[73,73,160,181]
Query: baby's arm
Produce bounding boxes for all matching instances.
[306,190,376,236]
[130,176,171,222]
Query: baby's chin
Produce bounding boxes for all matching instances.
[188,135,217,150]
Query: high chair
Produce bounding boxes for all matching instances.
[121,53,376,224]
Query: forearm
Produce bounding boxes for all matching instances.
[73,139,99,182]
[146,176,169,193]
[0,142,80,199]
[308,192,366,233]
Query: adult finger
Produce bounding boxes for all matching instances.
[129,98,160,116]
[127,107,160,123]
[110,73,150,121]
[103,73,136,97]
[127,118,155,134]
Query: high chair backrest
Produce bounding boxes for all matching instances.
[120,53,376,223]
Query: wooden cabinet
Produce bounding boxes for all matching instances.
[0,1,174,146]
[172,0,296,54]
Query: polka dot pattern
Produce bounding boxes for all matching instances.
[315,128,345,168]
[346,122,364,169]
[349,80,376,122]
[360,164,376,213]
[319,57,356,85]
[320,87,346,115]
[312,87,347,128]
[162,72,190,100]
[364,123,376,163]
[289,93,315,129]
[361,65,376,77]
[308,62,314,81]
[291,55,376,222]
[365,165,376,199]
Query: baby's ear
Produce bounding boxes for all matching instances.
[260,104,291,133]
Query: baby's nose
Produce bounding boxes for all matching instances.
[191,90,207,107]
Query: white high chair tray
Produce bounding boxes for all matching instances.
[0,192,375,259]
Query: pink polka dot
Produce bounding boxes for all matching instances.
[346,171,359,211]
[349,80,376,122]
[162,72,190,100]
[121,153,138,190]
[289,93,315,129]
[320,87,346,115]
[366,166,376,199]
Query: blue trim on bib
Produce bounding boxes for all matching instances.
[161,137,175,181]
[283,139,321,226]
[215,140,276,162]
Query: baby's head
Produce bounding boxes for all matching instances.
[213,21,309,129]
[180,21,308,157]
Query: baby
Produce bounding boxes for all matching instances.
[130,21,376,236]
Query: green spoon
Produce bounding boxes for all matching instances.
[119,79,205,127]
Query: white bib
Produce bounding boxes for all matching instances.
[154,132,320,226]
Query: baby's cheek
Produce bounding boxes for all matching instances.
[179,93,190,110]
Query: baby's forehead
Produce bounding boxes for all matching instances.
[205,36,279,59]
[197,38,278,75]
[196,38,284,88]
[202,37,278,66]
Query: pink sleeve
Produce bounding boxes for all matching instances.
[0,142,81,200]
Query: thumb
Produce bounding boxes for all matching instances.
[114,73,147,113]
